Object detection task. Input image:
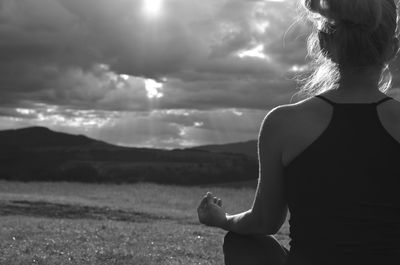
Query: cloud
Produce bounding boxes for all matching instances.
[0,0,313,147]
[0,105,266,149]
[1,0,399,149]
[84,108,267,149]
[0,0,306,112]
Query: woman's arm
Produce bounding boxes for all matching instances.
[198,106,288,235]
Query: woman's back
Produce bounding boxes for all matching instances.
[282,94,400,265]
[199,1,400,265]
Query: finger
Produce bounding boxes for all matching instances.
[213,197,218,204]
[206,192,213,205]
[217,199,222,207]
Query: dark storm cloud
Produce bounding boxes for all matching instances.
[0,0,315,147]
[159,76,296,110]
[0,0,306,112]
[0,0,399,149]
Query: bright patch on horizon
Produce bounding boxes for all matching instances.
[179,127,186,136]
[15,104,117,129]
[290,64,309,73]
[254,21,270,33]
[145,79,164,99]
[237,45,268,59]
[120,74,130,81]
[231,109,243,116]
[194,122,204,127]
[16,108,36,115]
[143,0,163,16]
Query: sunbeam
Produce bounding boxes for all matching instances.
[143,0,163,16]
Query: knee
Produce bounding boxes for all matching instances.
[223,232,277,252]
[223,232,242,254]
[223,232,287,265]
[223,232,250,265]
[223,232,268,256]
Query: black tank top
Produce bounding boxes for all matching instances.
[284,95,400,265]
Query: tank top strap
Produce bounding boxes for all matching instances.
[316,95,393,106]
[315,95,337,106]
[374,97,393,106]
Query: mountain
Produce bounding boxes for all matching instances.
[0,127,258,185]
[189,140,258,158]
[0,126,107,148]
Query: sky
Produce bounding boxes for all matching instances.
[0,0,399,149]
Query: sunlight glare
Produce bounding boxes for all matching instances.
[120,74,130,81]
[254,21,270,33]
[16,108,36,115]
[144,0,163,16]
[237,45,268,60]
[290,64,309,73]
[145,79,164,99]
[194,122,204,127]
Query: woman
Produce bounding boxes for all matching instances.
[197,0,400,264]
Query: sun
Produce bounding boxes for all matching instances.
[145,79,164,99]
[143,0,163,16]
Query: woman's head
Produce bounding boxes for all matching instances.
[300,0,399,96]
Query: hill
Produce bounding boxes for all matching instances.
[0,126,106,148]
[0,127,258,184]
[189,140,258,158]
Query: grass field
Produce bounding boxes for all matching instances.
[0,181,289,265]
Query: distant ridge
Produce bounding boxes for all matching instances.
[190,140,258,158]
[0,127,258,184]
[0,126,108,148]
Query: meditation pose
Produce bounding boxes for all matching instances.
[197,0,400,264]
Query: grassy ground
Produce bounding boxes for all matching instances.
[0,181,289,265]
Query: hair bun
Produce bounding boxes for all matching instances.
[303,0,329,16]
[303,0,394,32]
[300,0,398,97]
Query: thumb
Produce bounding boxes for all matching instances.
[198,196,207,209]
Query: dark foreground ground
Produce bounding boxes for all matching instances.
[0,181,289,265]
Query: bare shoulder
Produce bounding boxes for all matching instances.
[380,98,400,139]
[261,96,325,129]
[259,96,333,165]
[384,98,400,119]
[259,97,326,141]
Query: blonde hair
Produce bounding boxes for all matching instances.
[299,0,399,97]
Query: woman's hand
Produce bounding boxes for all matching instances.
[197,192,227,228]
